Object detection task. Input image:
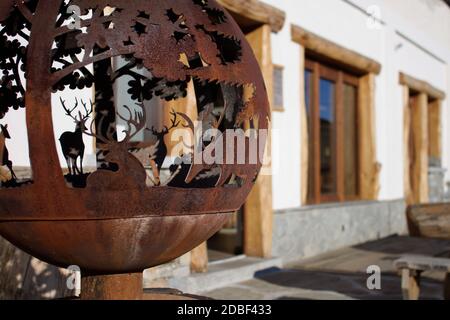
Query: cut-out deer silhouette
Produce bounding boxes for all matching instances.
[59,98,93,176]
[82,103,147,190]
[147,110,180,174]
[0,124,17,181]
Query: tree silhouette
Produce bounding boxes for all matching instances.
[0,0,256,187]
[1,0,246,117]
[0,1,36,118]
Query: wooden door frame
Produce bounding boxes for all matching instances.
[190,0,286,273]
[243,24,274,258]
[217,0,285,33]
[400,72,446,205]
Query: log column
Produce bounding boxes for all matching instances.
[81,273,143,300]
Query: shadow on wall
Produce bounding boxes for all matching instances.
[0,236,73,299]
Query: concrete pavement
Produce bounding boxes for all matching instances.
[202,236,450,300]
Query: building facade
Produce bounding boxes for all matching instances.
[269,0,450,260]
[149,0,450,291]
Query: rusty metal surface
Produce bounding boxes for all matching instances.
[0,0,269,273]
[0,213,233,273]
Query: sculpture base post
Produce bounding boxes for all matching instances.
[81,273,143,300]
[80,272,203,300]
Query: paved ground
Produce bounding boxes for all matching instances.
[202,236,450,300]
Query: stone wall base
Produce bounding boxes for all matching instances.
[272,200,408,263]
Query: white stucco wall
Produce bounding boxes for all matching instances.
[352,0,450,186]
[261,0,450,210]
[1,108,28,166]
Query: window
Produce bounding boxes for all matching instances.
[305,59,359,204]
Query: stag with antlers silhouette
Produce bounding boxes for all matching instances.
[81,103,148,190]
[147,110,181,175]
[59,98,93,176]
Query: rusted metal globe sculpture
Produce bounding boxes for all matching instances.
[0,0,269,275]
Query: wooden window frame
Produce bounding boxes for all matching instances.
[293,24,381,205]
[305,59,360,204]
[217,0,286,33]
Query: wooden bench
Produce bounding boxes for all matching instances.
[394,255,450,300]
[407,203,450,240]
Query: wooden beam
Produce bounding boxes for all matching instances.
[81,273,143,300]
[164,79,197,154]
[188,3,281,269]
[407,203,450,239]
[445,274,450,300]
[410,93,429,204]
[399,72,446,100]
[244,24,273,258]
[312,62,320,201]
[190,243,208,273]
[403,86,414,205]
[291,25,382,75]
[428,99,442,162]
[217,0,286,33]
[358,74,380,200]
[299,45,309,205]
[401,268,421,300]
[336,72,345,202]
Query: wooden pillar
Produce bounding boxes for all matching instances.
[189,23,276,266]
[168,80,206,274]
[410,93,429,204]
[81,272,203,300]
[190,242,208,273]
[444,273,450,300]
[401,269,421,300]
[163,80,197,155]
[243,24,273,258]
[428,99,442,164]
[298,45,309,205]
[399,72,446,204]
[358,73,380,200]
[403,86,414,205]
